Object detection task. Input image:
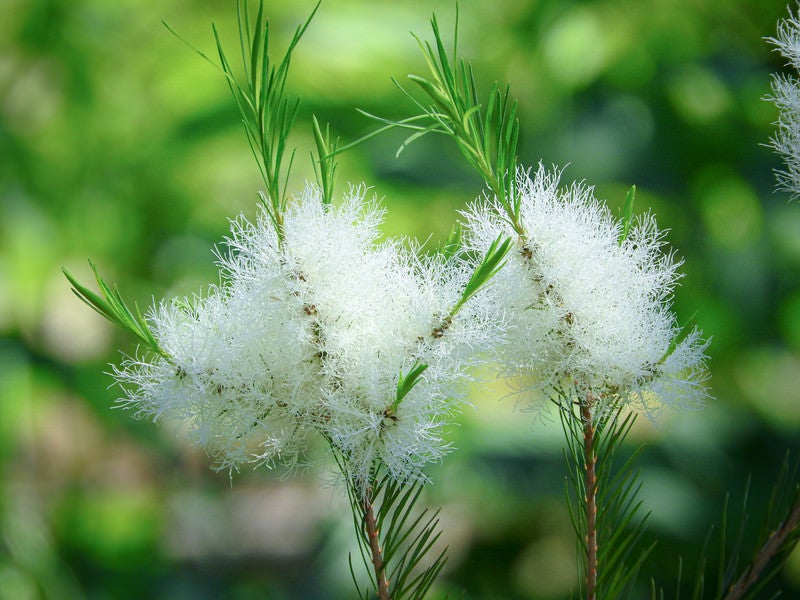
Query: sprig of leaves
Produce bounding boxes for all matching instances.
[430,233,511,339]
[357,9,522,237]
[451,234,512,318]
[312,115,339,206]
[654,454,800,600]
[212,0,319,240]
[394,362,429,413]
[63,262,166,358]
[561,401,653,599]
[342,461,447,600]
[723,466,800,600]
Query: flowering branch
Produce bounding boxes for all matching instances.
[67,5,508,598]
[389,11,708,599]
[358,9,523,238]
[212,0,319,240]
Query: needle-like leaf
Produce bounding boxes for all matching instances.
[63,262,166,358]
[619,185,637,244]
[394,362,429,411]
[451,234,512,317]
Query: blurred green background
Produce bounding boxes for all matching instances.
[2,0,799,598]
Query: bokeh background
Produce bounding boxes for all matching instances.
[2,0,800,598]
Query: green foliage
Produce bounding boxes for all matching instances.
[618,185,636,245]
[562,403,653,598]
[394,362,429,412]
[312,115,339,206]
[210,0,319,240]
[451,234,512,318]
[363,9,523,238]
[343,464,447,600]
[655,455,800,600]
[405,12,520,226]
[62,262,165,358]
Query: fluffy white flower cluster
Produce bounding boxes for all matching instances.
[114,184,497,489]
[464,165,709,418]
[770,6,800,197]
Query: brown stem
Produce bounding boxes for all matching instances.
[581,399,598,600]
[362,489,391,600]
[724,495,800,600]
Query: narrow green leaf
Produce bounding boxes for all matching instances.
[441,222,463,259]
[619,185,637,244]
[451,234,512,317]
[394,362,429,411]
[311,115,337,205]
[63,262,166,357]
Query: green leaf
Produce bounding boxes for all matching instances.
[210,0,319,241]
[619,185,637,244]
[451,234,512,317]
[311,115,338,206]
[440,222,463,259]
[63,262,166,358]
[394,362,429,411]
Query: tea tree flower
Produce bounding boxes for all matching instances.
[769,4,800,197]
[67,177,503,599]
[109,184,498,488]
[463,165,709,418]
[383,14,709,419]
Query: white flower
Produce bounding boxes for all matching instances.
[769,5,800,197]
[114,183,498,490]
[463,165,709,418]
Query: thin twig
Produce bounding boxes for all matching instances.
[723,494,800,600]
[582,399,598,600]
[363,489,391,600]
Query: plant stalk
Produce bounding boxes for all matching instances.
[363,490,391,600]
[724,494,800,600]
[582,399,598,600]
